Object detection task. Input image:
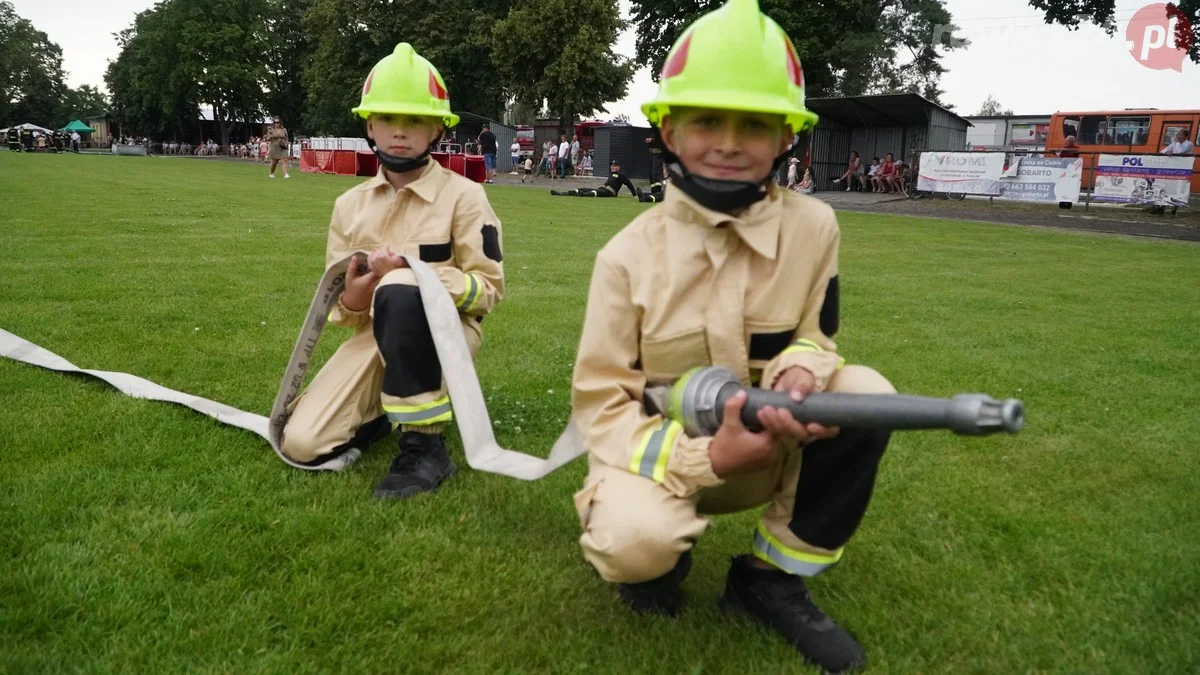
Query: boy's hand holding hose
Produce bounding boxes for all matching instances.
[341,246,406,311]
[708,367,837,478]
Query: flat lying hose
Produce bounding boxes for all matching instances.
[0,254,586,479]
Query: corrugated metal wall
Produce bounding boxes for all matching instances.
[594,126,653,180]
[926,107,967,153]
[809,122,851,189]
[847,126,907,165]
[491,124,516,173]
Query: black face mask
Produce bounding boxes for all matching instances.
[363,124,441,175]
[654,126,790,212]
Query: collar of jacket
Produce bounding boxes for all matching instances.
[662,180,781,260]
[364,157,441,203]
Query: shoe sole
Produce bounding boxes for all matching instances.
[373,462,457,500]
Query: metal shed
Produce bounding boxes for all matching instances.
[593,125,653,180]
[449,112,517,173]
[803,94,972,191]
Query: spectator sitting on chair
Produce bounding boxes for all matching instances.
[797,167,815,194]
[874,153,898,193]
[866,157,880,190]
[831,150,863,191]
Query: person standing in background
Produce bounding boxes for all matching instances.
[267,117,290,179]
[571,135,581,176]
[558,135,571,179]
[478,124,497,183]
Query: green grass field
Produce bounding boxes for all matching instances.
[2,152,1198,674]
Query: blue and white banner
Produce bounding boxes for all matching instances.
[997,157,1083,203]
[917,152,1005,195]
[1094,154,1192,208]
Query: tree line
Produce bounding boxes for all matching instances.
[6,0,1196,145]
[0,2,111,129]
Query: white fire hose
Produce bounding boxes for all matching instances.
[0,254,586,479]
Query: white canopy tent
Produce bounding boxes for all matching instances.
[0,122,54,134]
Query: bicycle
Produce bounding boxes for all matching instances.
[902,154,966,201]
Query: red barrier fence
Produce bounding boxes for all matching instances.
[302,148,483,182]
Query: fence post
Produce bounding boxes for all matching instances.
[1084,152,1092,211]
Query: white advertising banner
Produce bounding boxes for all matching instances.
[1093,154,1192,208]
[917,152,1005,195]
[997,157,1084,203]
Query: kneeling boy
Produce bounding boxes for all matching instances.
[569,0,892,671]
[281,44,505,499]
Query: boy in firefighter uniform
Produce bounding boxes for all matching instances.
[280,43,505,499]
[569,0,892,671]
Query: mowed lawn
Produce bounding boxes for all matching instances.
[1,151,1198,675]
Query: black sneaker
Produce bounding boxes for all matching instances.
[373,431,456,500]
[721,555,865,673]
[616,550,692,617]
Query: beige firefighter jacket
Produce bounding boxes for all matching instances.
[324,158,505,329]
[571,182,844,500]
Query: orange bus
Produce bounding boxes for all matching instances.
[1046,109,1200,194]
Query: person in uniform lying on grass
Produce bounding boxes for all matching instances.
[279,43,505,500]
[549,160,660,202]
[568,0,893,672]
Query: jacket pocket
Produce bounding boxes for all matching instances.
[745,321,798,372]
[417,240,453,263]
[640,326,710,383]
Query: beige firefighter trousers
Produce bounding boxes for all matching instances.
[573,364,895,584]
[281,268,482,464]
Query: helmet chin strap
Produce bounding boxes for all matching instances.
[653,125,790,213]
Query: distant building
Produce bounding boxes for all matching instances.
[87,115,113,146]
[964,114,1053,152]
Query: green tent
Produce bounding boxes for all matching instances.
[59,119,93,133]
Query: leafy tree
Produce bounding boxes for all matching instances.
[173,0,271,147]
[302,0,511,137]
[628,0,967,105]
[491,0,636,136]
[976,94,1013,116]
[1028,0,1200,63]
[104,6,199,140]
[263,0,313,133]
[0,0,67,127]
[58,85,110,123]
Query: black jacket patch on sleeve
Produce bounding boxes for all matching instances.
[419,241,453,263]
[749,328,797,361]
[820,275,839,337]
[481,224,502,262]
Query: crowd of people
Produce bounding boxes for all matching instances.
[830,150,910,194]
[6,127,84,153]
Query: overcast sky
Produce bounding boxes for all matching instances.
[15,0,1198,124]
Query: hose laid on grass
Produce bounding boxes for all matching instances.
[0,255,587,479]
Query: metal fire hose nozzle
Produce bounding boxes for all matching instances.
[667,367,1025,438]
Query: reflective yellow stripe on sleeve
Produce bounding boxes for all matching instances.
[628,418,682,483]
[780,338,846,369]
[456,272,480,312]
